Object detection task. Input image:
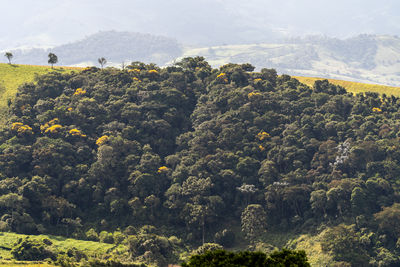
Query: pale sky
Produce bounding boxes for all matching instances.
[1,0,399,49]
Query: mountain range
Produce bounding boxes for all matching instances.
[1,0,399,48]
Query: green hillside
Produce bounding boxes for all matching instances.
[2,59,400,265]
[0,63,80,124]
[0,232,117,266]
[294,76,400,97]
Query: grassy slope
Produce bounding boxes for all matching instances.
[294,76,400,97]
[0,232,119,265]
[0,63,81,125]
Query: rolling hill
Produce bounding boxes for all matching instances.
[181,35,400,86]
[294,76,400,97]
[7,31,182,67]
[2,59,400,265]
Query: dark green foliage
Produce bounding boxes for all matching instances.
[11,237,55,261]
[87,259,145,267]
[214,229,235,247]
[2,58,400,263]
[127,233,180,266]
[181,249,310,267]
[265,249,310,266]
[321,224,370,266]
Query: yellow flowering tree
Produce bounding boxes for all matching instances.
[69,129,87,138]
[148,69,158,74]
[11,122,33,135]
[248,92,262,99]
[96,135,109,146]
[257,131,270,141]
[40,118,60,133]
[73,88,86,96]
[44,124,63,134]
[157,166,169,173]
[128,68,141,73]
[216,73,228,83]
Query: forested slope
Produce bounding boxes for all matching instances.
[1,57,400,265]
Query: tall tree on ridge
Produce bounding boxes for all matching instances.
[4,52,13,64]
[48,53,58,69]
[98,57,107,69]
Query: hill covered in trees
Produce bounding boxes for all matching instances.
[9,31,182,67]
[1,58,400,265]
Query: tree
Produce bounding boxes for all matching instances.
[98,57,107,69]
[48,53,58,69]
[4,52,13,64]
[321,224,370,265]
[374,203,400,240]
[241,204,267,242]
[265,249,310,267]
[11,237,54,261]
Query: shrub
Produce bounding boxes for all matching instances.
[85,228,99,241]
[11,237,55,261]
[99,231,114,244]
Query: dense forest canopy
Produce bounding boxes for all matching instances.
[1,57,400,265]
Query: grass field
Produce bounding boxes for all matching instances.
[0,231,119,265]
[294,76,400,97]
[0,63,81,125]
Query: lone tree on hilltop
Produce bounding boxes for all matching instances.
[98,57,107,69]
[48,53,58,69]
[4,52,13,64]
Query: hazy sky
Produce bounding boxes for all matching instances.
[1,0,399,49]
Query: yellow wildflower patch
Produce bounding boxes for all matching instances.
[96,135,109,146]
[67,107,73,111]
[73,88,86,96]
[259,145,265,151]
[133,77,141,82]
[254,78,262,82]
[372,107,382,113]
[148,69,158,74]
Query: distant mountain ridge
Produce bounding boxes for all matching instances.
[182,34,400,86]
[8,31,182,67]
